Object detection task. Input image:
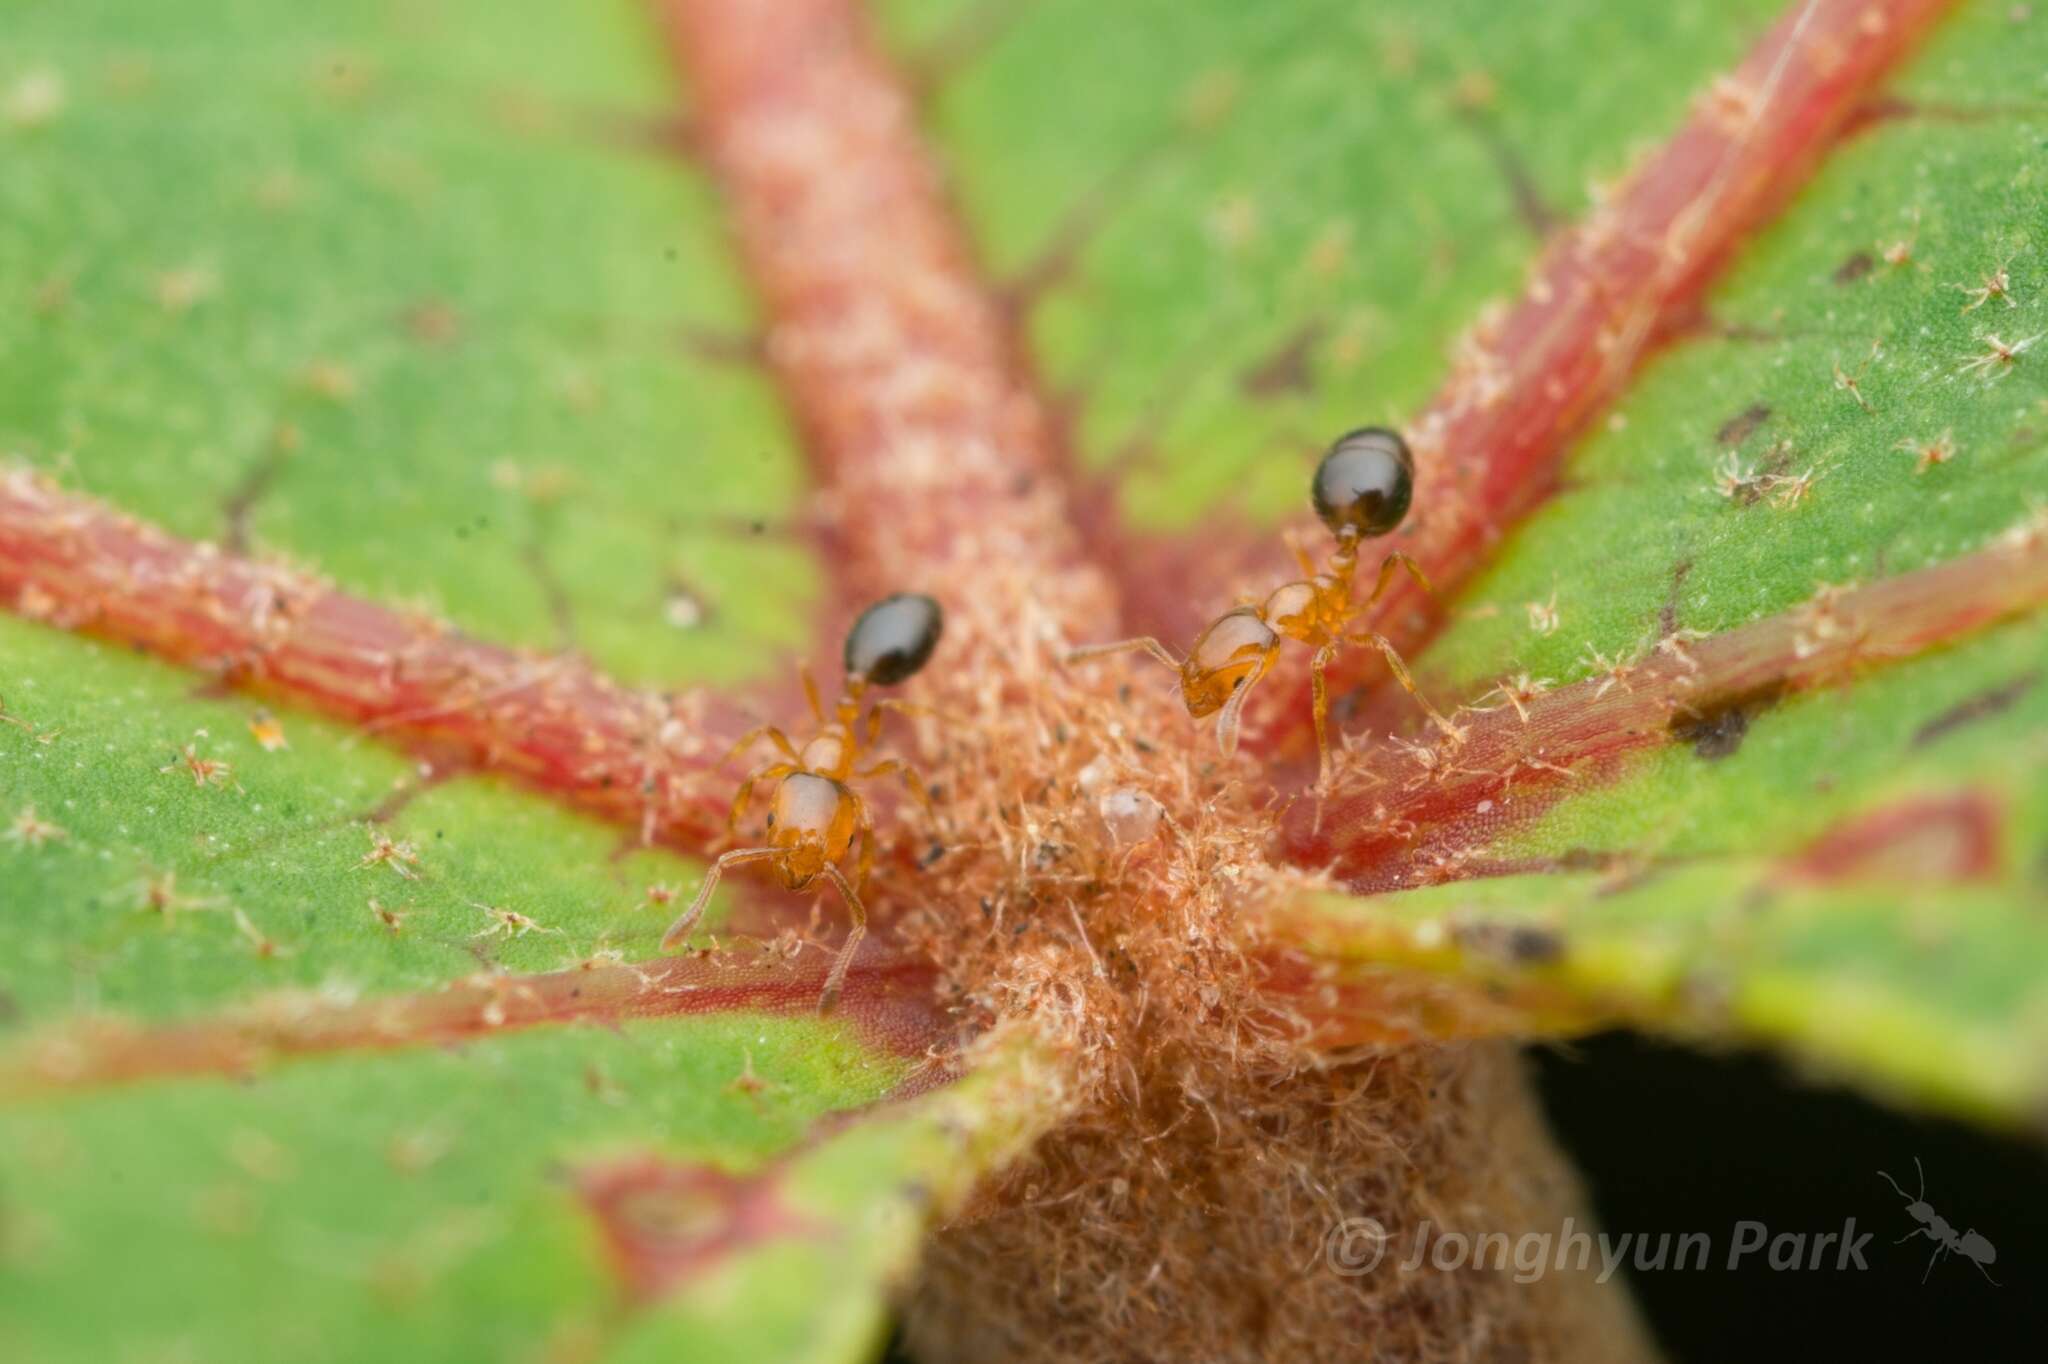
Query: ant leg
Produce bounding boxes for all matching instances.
[853,803,877,896]
[799,663,824,725]
[1067,637,1182,671]
[1282,526,1319,579]
[1356,630,1461,741]
[866,697,964,748]
[662,847,778,950]
[1363,550,1433,609]
[729,762,797,831]
[872,697,937,716]
[1309,644,1336,794]
[727,725,801,766]
[817,863,868,1015]
[856,757,935,822]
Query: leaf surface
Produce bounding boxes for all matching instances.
[1257,3,2048,1123]
[1,0,2044,1360]
[0,2,960,1360]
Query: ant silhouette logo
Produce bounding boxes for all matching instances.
[1877,1157,2000,1285]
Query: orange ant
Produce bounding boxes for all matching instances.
[1072,427,1450,789]
[661,593,942,1012]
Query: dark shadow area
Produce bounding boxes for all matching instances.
[1532,1031,2048,1362]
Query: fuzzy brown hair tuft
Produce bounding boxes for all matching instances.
[871,582,1654,1363]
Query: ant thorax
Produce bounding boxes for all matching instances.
[799,727,854,778]
[1260,564,1352,646]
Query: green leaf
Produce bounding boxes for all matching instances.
[4,0,814,687]
[908,0,1784,524]
[1420,6,2048,693]
[0,1,974,1359]
[1,1017,909,1361]
[1283,619,2048,1124]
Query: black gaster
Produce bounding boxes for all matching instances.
[1312,427,1414,539]
[844,593,943,686]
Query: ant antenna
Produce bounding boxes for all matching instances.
[1876,1156,1925,1203]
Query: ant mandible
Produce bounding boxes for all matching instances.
[661,592,942,1013]
[1072,427,1450,790]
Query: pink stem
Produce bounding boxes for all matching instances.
[1275,526,2048,890]
[1,947,945,1096]
[0,468,743,857]
[654,0,1120,670]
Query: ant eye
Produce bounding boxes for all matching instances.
[844,592,943,686]
[1312,427,1413,539]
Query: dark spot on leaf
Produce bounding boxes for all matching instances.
[1715,404,1771,445]
[1659,558,1693,637]
[1327,686,1366,732]
[1452,919,1565,965]
[1669,681,1785,759]
[1458,108,1562,238]
[1910,671,2039,749]
[1706,315,1780,344]
[1595,864,1669,899]
[401,298,462,345]
[1832,251,1875,284]
[1676,705,1750,758]
[1238,320,1324,398]
[677,326,766,369]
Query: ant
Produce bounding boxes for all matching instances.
[1878,1157,2000,1284]
[661,593,942,1013]
[1071,427,1450,790]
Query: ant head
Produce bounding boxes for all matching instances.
[844,593,943,687]
[1312,427,1414,541]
